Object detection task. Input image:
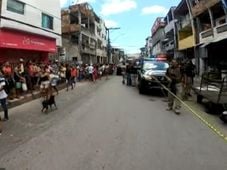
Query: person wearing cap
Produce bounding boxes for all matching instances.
[166,59,183,114]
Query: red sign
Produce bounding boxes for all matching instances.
[0,29,56,52]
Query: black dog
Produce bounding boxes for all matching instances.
[41,95,57,113]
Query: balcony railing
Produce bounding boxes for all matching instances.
[81,26,95,36]
[211,23,227,43]
[199,23,227,44]
[81,46,96,55]
[201,29,213,38]
[216,23,227,34]
[70,24,81,32]
[191,0,220,17]
[199,28,214,44]
[96,49,104,56]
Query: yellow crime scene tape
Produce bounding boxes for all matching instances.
[150,75,227,143]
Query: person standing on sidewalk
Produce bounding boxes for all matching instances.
[88,64,94,81]
[121,62,126,84]
[92,65,98,82]
[0,71,9,121]
[2,61,15,100]
[166,59,183,114]
[126,63,132,86]
[49,70,59,95]
[66,64,72,91]
[71,66,77,88]
[182,59,195,100]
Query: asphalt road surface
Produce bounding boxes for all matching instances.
[0,76,226,170]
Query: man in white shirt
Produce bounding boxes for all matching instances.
[0,74,8,121]
[88,64,94,81]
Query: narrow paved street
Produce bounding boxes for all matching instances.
[0,76,226,170]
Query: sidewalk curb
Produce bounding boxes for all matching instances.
[0,83,66,111]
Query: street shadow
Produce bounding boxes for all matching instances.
[144,89,168,97]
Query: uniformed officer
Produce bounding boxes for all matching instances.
[166,59,183,114]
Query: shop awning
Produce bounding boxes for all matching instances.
[0,29,57,53]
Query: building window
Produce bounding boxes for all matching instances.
[42,13,53,30]
[7,0,25,15]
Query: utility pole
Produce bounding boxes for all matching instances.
[106,27,120,63]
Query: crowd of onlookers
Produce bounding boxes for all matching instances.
[0,58,115,101]
[0,58,115,132]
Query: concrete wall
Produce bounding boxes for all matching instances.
[62,38,80,61]
[152,27,165,46]
[152,42,161,55]
[95,19,107,60]
[0,0,62,46]
[95,19,107,46]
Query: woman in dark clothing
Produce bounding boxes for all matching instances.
[65,64,73,91]
[14,65,25,98]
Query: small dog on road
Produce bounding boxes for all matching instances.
[42,95,57,113]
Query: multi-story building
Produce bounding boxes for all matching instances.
[111,47,124,64]
[151,17,166,56]
[188,0,227,74]
[145,36,152,57]
[96,18,108,64]
[174,0,195,60]
[0,0,62,64]
[140,47,146,58]
[61,3,107,64]
[163,7,177,59]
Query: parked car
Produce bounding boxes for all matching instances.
[137,59,169,94]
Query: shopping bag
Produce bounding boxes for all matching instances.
[22,83,28,91]
[16,82,22,89]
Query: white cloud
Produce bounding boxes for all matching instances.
[60,0,66,7]
[101,0,137,16]
[104,19,118,28]
[142,5,168,15]
[60,0,95,7]
[73,0,96,4]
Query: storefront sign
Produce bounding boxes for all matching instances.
[0,29,56,52]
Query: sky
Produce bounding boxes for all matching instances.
[60,0,181,54]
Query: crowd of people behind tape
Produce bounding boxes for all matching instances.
[0,59,114,132]
[0,58,114,101]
